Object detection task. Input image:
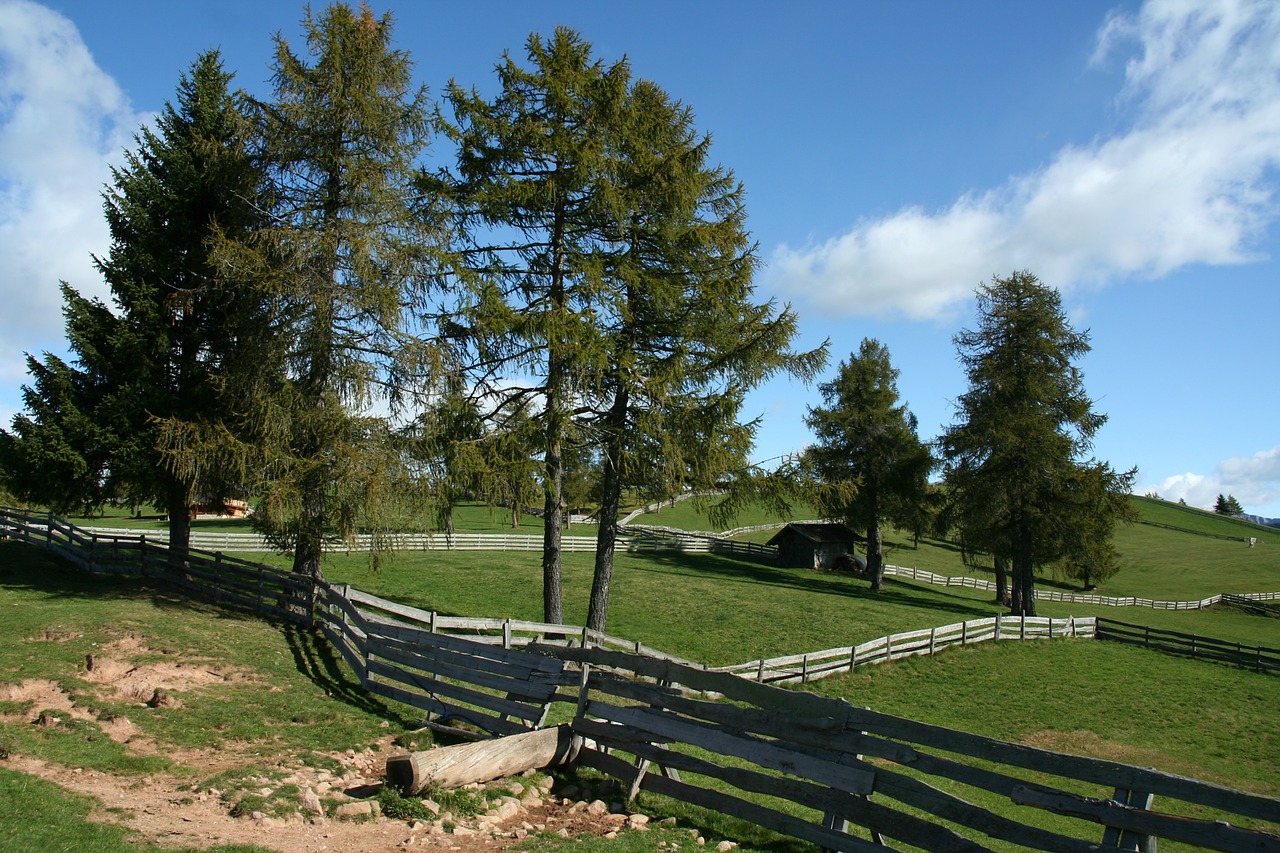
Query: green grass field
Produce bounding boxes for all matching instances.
[4,495,1278,850]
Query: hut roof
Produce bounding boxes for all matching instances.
[766,522,861,547]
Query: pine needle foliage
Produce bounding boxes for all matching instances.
[243,3,446,580]
[939,272,1135,615]
[1,51,271,564]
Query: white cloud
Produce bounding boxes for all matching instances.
[772,0,1280,319]
[0,0,147,383]
[1143,444,1280,517]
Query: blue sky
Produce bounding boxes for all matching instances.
[2,0,1278,517]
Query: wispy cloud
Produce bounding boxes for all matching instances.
[771,0,1280,320]
[1144,444,1280,517]
[0,0,147,387]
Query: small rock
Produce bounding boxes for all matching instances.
[604,831,618,839]
[334,801,372,819]
[452,825,476,836]
[508,782,524,797]
[628,814,651,827]
[559,784,581,800]
[716,842,738,852]
[301,788,324,816]
[556,828,570,838]
[587,799,610,816]
[420,799,440,815]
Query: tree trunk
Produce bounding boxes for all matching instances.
[1015,516,1036,617]
[586,384,628,633]
[866,484,884,591]
[541,427,565,625]
[164,477,192,571]
[386,725,576,795]
[993,553,1009,606]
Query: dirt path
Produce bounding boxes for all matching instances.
[0,646,644,853]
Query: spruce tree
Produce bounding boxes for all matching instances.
[584,80,824,631]
[1,51,270,562]
[442,27,629,623]
[803,339,933,591]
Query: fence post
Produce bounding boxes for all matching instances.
[1101,789,1156,851]
[757,658,767,681]
[994,614,1002,641]
[503,619,512,650]
[848,645,858,673]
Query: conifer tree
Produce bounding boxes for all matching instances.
[1,51,270,562]
[442,27,629,623]
[444,30,823,626]
[803,339,932,591]
[940,271,1134,615]
[584,80,824,631]
[244,4,441,582]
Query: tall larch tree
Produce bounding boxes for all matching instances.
[939,271,1134,616]
[802,338,932,591]
[0,50,271,564]
[442,27,630,623]
[246,3,440,583]
[584,80,824,632]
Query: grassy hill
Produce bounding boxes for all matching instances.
[4,493,1280,849]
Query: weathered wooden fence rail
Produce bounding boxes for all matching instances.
[5,506,1280,850]
[1096,618,1280,672]
[713,614,1097,685]
[532,644,1280,853]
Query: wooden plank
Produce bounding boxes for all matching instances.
[365,658,546,724]
[579,700,874,796]
[576,746,889,853]
[365,679,530,737]
[573,719,991,853]
[534,644,846,716]
[1013,783,1280,852]
[839,706,1280,825]
[368,638,561,703]
[370,635,566,692]
[370,622,565,675]
[319,621,367,682]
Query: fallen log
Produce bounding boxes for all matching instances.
[386,724,578,794]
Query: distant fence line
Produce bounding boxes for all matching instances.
[62,520,1280,611]
[4,506,1280,851]
[882,564,1280,610]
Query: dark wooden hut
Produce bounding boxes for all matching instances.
[767,522,861,570]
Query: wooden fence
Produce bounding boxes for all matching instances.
[713,614,1097,685]
[5,506,1280,850]
[540,644,1280,853]
[883,564,1280,610]
[1096,619,1280,672]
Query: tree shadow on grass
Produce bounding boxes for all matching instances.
[628,550,998,620]
[277,621,416,727]
[1,540,416,726]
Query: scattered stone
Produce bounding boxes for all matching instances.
[586,799,610,816]
[604,831,618,839]
[301,788,324,816]
[420,798,440,815]
[559,784,581,800]
[334,801,372,819]
[716,842,738,851]
[451,825,476,836]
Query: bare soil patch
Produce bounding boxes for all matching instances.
[1,638,648,853]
